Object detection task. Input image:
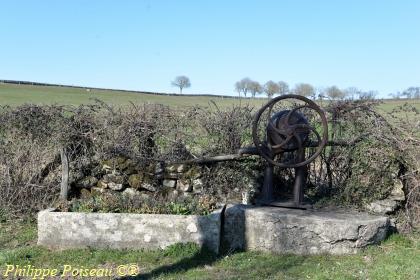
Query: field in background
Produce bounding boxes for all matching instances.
[1,83,419,112]
[0,83,266,108]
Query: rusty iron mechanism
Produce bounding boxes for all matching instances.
[250,94,328,209]
[176,94,328,209]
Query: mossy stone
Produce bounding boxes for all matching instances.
[177,179,192,192]
[120,159,137,173]
[76,176,98,189]
[103,174,125,184]
[80,188,92,199]
[183,166,201,180]
[91,187,107,195]
[128,173,145,189]
[97,180,108,189]
[102,157,128,170]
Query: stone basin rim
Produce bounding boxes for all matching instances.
[39,207,224,217]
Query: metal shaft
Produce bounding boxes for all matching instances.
[260,163,274,203]
[293,148,307,206]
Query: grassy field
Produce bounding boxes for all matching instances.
[0,221,419,280]
[1,83,420,112]
[0,83,266,108]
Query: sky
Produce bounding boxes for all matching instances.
[0,0,419,98]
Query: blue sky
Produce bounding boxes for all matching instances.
[1,0,419,97]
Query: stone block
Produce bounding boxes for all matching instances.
[128,173,144,189]
[163,179,176,188]
[366,199,398,215]
[38,208,222,253]
[223,204,389,255]
[103,174,125,185]
[178,179,192,192]
[141,182,157,192]
[192,179,204,193]
[122,188,141,198]
[76,176,98,189]
[108,182,123,191]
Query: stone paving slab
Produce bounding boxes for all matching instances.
[223,204,390,255]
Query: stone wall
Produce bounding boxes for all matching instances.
[73,157,205,200]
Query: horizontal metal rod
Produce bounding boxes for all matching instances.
[170,138,363,165]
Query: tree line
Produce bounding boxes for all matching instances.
[388,87,420,99]
[234,78,420,100]
[170,76,419,100]
[234,78,378,100]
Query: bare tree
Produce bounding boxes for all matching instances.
[402,87,420,99]
[293,83,315,98]
[344,87,360,100]
[234,78,252,98]
[277,81,289,95]
[264,80,280,98]
[359,90,377,100]
[326,86,346,100]
[171,76,191,94]
[248,81,263,98]
[388,92,401,99]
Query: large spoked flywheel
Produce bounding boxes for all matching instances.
[252,94,328,168]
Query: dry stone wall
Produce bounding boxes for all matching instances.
[73,157,205,200]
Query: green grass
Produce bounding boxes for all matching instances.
[1,221,419,279]
[2,83,419,112]
[377,99,420,112]
[0,83,266,108]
